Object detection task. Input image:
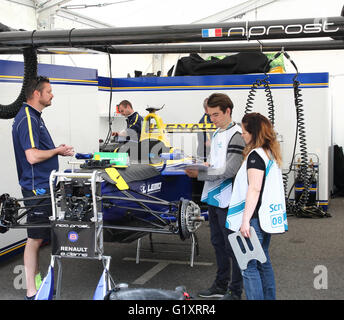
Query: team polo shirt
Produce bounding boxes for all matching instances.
[126,111,143,140]
[12,103,58,191]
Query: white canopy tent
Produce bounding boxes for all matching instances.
[1,0,344,147]
[2,0,344,77]
[0,0,343,265]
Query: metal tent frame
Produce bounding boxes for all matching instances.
[0,16,344,54]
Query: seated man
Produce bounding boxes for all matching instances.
[112,100,143,142]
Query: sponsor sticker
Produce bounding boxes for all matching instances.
[68,231,78,243]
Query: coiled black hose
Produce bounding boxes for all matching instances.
[0,47,38,119]
[293,79,310,208]
[245,76,275,126]
[245,80,259,114]
[265,79,275,127]
[245,51,329,217]
[284,78,311,214]
[283,54,329,218]
[244,57,275,126]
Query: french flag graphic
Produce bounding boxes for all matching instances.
[202,28,223,38]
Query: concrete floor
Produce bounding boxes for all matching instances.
[0,197,343,301]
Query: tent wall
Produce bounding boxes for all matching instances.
[99,72,331,208]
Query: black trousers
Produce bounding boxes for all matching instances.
[208,205,243,295]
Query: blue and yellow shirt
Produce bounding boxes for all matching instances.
[12,103,58,191]
[126,111,143,140]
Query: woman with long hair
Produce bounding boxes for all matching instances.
[226,112,288,300]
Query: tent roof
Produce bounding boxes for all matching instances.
[60,0,247,27]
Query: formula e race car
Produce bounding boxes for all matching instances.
[0,106,213,245]
[0,156,206,244]
[0,154,206,299]
[0,107,213,299]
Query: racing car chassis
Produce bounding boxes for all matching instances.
[0,169,204,299]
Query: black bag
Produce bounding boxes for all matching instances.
[168,52,270,76]
[333,144,344,192]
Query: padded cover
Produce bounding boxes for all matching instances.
[101,164,160,184]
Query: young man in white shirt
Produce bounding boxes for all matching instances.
[185,93,245,300]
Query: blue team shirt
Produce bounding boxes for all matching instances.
[126,111,143,140]
[12,103,58,191]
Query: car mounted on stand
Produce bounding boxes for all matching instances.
[0,158,204,299]
[0,78,213,300]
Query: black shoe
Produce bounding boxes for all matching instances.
[198,283,226,298]
[220,290,241,300]
[24,294,36,300]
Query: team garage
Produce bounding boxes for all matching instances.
[0,0,344,303]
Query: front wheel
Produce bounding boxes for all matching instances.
[177,198,203,241]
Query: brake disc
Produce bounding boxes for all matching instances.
[177,199,203,241]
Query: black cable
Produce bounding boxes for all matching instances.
[101,48,114,150]
[265,80,275,127]
[244,55,276,125]
[68,28,75,48]
[283,53,311,214]
[245,80,259,114]
[244,50,330,218]
[30,30,36,47]
[0,46,38,119]
[282,52,330,218]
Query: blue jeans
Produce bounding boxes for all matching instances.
[242,218,276,300]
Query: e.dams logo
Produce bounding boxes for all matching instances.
[68,231,79,243]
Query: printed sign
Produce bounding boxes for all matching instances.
[51,221,96,257]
